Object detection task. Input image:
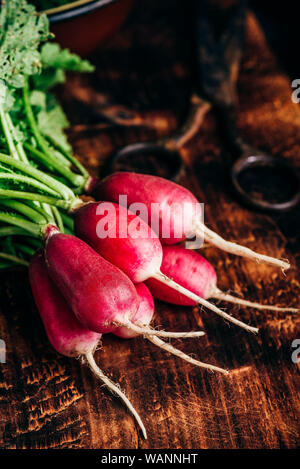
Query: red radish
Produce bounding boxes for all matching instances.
[73,202,161,284]
[43,225,202,339]
[115,283,228,374]
[29,250,147,438]
[44,225,139,335]
[73,202,258,333]
[94,172,290,271]
[114,283,156,339]
[146,245,299,314]
[30,249,101,357]
[113,282,204,338]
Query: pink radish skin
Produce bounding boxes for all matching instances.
[146,245,299,313]
[73,203,258,333]
[147,247,216,307]
[95,172,198,245]
[114,283,154,339]
[114,282,207,340]
[30,250,101,357]
[114,283,228,374]
[44,226,199,340]
[29,249,147,439]
[94,172,290,270]
[44,225,139,334]
[73,202,162,283]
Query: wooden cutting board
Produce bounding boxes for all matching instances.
[0,0,299,449]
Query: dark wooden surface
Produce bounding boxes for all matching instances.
[0,1,299,449]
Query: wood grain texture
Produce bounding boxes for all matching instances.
[0,0,299,449]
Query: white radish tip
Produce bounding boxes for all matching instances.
[154,271,259,334]
[146,335,229,375]
[85,352,147,439]
[121,321,206,339]
[280,258,290,274]
[197,221,291,272]
[213,288,298,314]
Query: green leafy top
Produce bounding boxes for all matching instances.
[0,0,51,89]
[0,0,94,104]
[33,42,95,91]
[29,89,72,152]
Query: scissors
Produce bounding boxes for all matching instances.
[103,0,300,212]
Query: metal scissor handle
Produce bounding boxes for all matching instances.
[231,152,300,212]
[103,95,211,181]
[196,0,300,212]
[217,103,300,212]
[104,0,300,212]
[103,141,184,181]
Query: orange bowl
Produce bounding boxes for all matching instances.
[44,0,135,55]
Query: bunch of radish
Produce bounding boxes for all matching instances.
[3,156,295,326]
[30,249,150,437]
[26,224,225,439]
[2,161,297,336]
[4,0,298,443]
[93,172,290,271]
[2,157,298,439]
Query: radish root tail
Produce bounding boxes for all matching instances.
[213,288,299,313]
[196,221,290,271]
[154,271,259,334]
[146,335,229,375]
[124,322,206,338]
[85,351,147,439]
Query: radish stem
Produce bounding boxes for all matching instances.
[0,226,33,237]
[51,206,64,233]
[85,351,147,439]
[0,200,51,225]
[29,201,55,224]
[0,153,75,200]
[1,107,65,230]
[0,173,60,197]
[0,252,29,267]
[24,142,84,188]
[14,243,36,258]
[0,189,71,209]
[0,107,20,161]
[0,213,42,237]
[59,211,74,231]
[23,79,87,189]
[45,134,89,179]
[6,113,28,163]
